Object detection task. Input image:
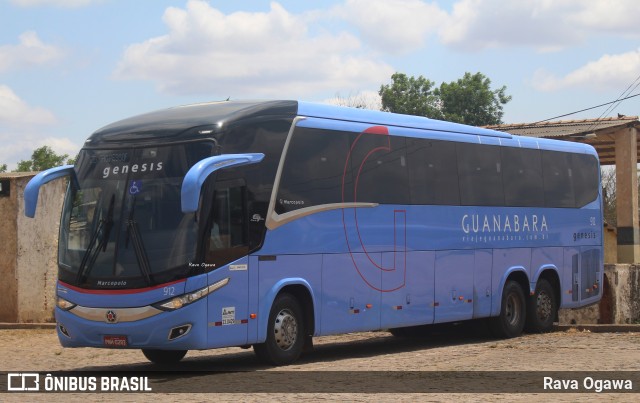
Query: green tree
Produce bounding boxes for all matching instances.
[16,146,69,172]
[379,71,511,126]
[435,72,511,126]
[379,73,443,119]
[0,163,6,173]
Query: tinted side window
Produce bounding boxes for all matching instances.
[218,119,290,202]
[457,143,504,206]
[542,150,575,208]
[502,147,544,207]
[350,134,409,204]
[572,154,599,207]
[276,127,352,214]
[407,138,460,205]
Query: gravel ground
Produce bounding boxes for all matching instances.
[1,326,639,402]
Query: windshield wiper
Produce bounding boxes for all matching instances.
[125,197,153,286]
[76,194,115,284]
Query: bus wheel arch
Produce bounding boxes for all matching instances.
[490,272,528,338]
[525,270,560,333]
[254,291,306,365]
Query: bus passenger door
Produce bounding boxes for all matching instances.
[434,250,474,323]
[204,181,250,348]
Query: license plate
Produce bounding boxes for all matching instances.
[103,335,128,348]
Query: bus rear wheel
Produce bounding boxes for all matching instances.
[142,349,187,365]
[525,278,557,333]
[254,293,305,366]
[490,280,526,338]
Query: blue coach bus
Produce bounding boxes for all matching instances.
[25,100,603,365]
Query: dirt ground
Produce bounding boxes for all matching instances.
[1,326,639,402]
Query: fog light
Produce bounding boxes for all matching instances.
[59,324,71,338]
[168,324,192,340]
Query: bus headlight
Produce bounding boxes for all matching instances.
[57,297,76,311]
[153,277,230,311]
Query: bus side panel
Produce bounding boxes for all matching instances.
[473,249,493,319]
[381,251,435,328]
[206,257,249,348]
[321,253,381,335]
[247,255,260,345]
[531,247,564,285]
[434,250,474,323]
[580,247,601,302]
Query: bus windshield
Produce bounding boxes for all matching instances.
[58,141,215,289]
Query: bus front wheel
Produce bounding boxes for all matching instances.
[525,278,557,333]
[142,349,187,365]
[254,293,305,366]
[490,280,526,338]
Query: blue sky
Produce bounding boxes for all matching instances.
[1,0,639,169]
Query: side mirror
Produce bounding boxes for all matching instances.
[181,153,264,213]
[24,165,75,218]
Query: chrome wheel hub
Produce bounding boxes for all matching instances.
[273,309,298,351]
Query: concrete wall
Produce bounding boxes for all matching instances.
[0,176,19,321]
[559,264,640,325]
[0,173,64,323]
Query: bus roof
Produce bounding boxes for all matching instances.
[88,100,298,143]
[85,100,595,156]
[297,101,511,139]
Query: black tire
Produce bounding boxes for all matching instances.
[490,280,526,338]
[525,278,557,333]
[142,349,187,365]
[254,293,305,366]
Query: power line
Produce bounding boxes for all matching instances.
[584,72,640,132]
[534,92,640,124]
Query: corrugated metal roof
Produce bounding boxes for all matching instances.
[485,116,640,138]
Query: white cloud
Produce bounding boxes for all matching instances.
[333,0,447,54]
[0,85,57,126]
[325,0,639,53]
[0,85,78,170]
[439,0,582,52]
[568,0,638,36]
[9,0,99,7]
[435,0,638,52]
[0,31,63,73]
[532,48,640,92]
[113,0,393,98]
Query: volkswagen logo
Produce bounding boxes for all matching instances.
[105,310,118,323]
